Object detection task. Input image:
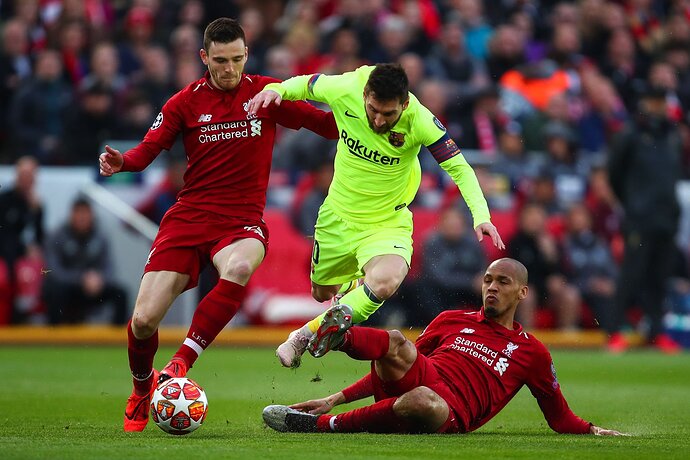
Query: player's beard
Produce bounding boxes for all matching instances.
[484,305,499,318]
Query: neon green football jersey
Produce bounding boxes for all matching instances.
[265,65,490,226]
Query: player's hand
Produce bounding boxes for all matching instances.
[475,222,505,250]
[290,393,344,415]
[247,90,282,115]
[99,145,123,176]
[590,425,630,436]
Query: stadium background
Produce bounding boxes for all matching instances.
[1,0,690,348]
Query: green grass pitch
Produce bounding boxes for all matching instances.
[1,345,689,459]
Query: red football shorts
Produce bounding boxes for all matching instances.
[144,203,269,291]
[369,352,466,433]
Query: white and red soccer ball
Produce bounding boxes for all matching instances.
[150,377,208,435]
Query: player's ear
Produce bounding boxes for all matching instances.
[200,48,209,66]
[518,285,528,301]
[402,97,410,111]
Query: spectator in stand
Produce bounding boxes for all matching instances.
[451,0,493,61]
[527,170,563,216]
[607,86,683,353]
[599,28,648,113]
[561,203,618,332]
[415,205,486,326]
[263,45,298,81]
[239,7,269,75]
[485,24,526,83]
[647,60,685,123]
[291,156,335,238]
[521,92,575,152]
[53,19,90,87]
[508,202,581,330]
[0,156,44,323]
[320,27,367,75]
[136,156,186,225]
[397,52,426,94]
[425,19,489,101]
[584,165,622,245]
[117,6,157,77]
[128,45,175,111]
[116,91,156,141]
[578,71,628,155]
[456,85,506,155]
[662,41,690,123]
[541,121,588,211]
[78,42,128,112]
[0,19,32,158]
[8,49,73,164]
[366,15,412,63]
[62,82,119,165]
[490,121,540,198]
[43,197,127,325]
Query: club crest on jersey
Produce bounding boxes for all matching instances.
[243,99,258,120]
[502,342,519,358]
[151,112,163,130]
[388,131,405,147]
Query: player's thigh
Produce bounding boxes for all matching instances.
[133,271,190,326]
[357,221,412,285]
[212,237,266,283]
[311,207,360,286]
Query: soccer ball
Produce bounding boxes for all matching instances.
[150,377,208,435]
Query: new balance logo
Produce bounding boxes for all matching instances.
[460,328,475,334]
[198,114,213,122]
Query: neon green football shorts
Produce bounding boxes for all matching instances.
[310,201,413,287]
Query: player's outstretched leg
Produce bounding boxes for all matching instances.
[276,328,311,368]
[308,304,353,358]
[124,369,159,432]
[263,405,319,432]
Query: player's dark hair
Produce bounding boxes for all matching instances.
[203,17,245,51]
[365,63,409,104]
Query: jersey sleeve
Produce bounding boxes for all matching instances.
[268,100,339,139]
[527,344,592,434]
[121,91,185,171]
[264,66,371,105]
[428,134,491,227]
[341,374,374,403]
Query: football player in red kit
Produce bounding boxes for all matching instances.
[263,258,626,436]
[99,18,338,432]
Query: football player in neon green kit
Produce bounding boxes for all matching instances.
[249,64,504,368]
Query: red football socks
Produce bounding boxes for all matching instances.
[127,319,159,395]
[174,279,245,367]
[322,398,412,433]
[339,326,390,360]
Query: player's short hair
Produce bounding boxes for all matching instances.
[203,18,245,51]
[365,63,409,104]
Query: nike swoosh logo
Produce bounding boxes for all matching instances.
[345,110,358,118]
[393,245,405,249]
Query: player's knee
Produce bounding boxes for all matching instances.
[131,311,158,338]
[387,330,408,354]
[221,258,254,283]
[365,276,401,300]
[394,386,447,431]
[311,285,337,303]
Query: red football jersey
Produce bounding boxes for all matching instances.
[416,308,591,434]
[121,72,337,219]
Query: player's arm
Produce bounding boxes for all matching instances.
[290,374,373,415]
[270,101,339,140]
[100,95,183,176]
[527,348,627,436]
[249,69,358,114]
[427,133,504,249]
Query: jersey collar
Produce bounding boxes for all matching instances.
[476,307,524,336]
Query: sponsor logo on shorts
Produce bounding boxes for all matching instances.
[244,225,265,239]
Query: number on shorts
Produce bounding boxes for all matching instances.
[311,240,320,265]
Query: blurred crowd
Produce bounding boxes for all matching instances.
[1,0,690,350]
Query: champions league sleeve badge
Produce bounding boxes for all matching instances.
[388,131,405,147]
[433,116,446,131]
